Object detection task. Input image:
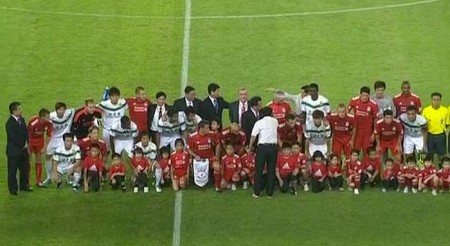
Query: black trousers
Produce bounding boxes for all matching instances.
[7,152,29,194]
[329,176,343,190]
[254,144,277,196]
[427,133,446,161]
[280,174,297,193]
[134,173,148,188]
[110,175,126,190]
[311,177,327,193]
[382,178,398,190]
[87,171,100,192]
[361,171,380,189]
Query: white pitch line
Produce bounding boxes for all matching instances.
[0,0,440,20]
[173,0,192,246]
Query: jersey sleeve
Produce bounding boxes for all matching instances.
[325,125,331,138]
[347,99,355,112]
[75,148,81,160]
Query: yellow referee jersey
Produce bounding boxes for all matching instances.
[422,105,449,135]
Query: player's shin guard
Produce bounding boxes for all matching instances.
[45,159,52,183]
[155,168,162,187]
[35,162,43,184]
[73,172,81,187]
[214,170,221,189]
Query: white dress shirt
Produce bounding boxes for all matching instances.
[151,105,166,131]
[185,98,193,108]
[251,116,278,144]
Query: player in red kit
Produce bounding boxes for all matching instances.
[327,104,355,159]
[438,157,450,192]
[170,139,190,191]
[108,153,127,192]
[188,120,222,192]
[130,147,150,193]
[346,149,363,195]
[77,126,108,161]
[361,148,381,189]
[154,147,171,192]
[277,114,302,147]
[27,108,52,187]
[267,90,292,124]
[209,118,222,149]
[398,156,419,193]
[347,86,379,154]
[310,151,328,193]
[328,154,343,191]
[418,156,438,195]
[221,143,242,191]
[275,143,298,195]
[71,98,102,140]
[221,123,246,155]
[374,109,403,164]
[127,86,151,133]
[345,149,361,178]
[393,81,422,116]
[83,144,103,192]
[381,158,398,192]
[240,146,256,190]
[291,142,308,191]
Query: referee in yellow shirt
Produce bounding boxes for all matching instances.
[422,92,449,164]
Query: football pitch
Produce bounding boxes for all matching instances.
[1,0,450,245]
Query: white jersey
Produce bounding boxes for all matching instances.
[157,118,187,137]
[301,95,331,125]
[110,121,138,140]
[98,98,128,130]
[399,113,427,138]
[53,144,81,171]
[50,108,75,139]
[304,121,331,146]
[134,141,157,160]
[179,112,202,134]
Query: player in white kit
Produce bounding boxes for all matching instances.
[399,105,427,158]
[181,106,202,135]
[157,109,187,150]
[110,116,138,158]
[304,110,332,158]
[43,102,75,186]
[98,87,128,152]
[300,83,331,126]
[133,131,158,163]
[52,133,82,191]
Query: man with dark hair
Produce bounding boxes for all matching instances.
[6,101,31,195]
[52,133,82,191]
[157,108,186,150]
[200,83,229,129]
[71,98,102,140]
[277,113,302,147]
[371,80,395,118]
[228,87,249,126]
[301,83,331,126]
[242,96,262,143]
[393,81,422,116]
[110,116,138,157]
[398,105,427,159]
[127,86,151,133]
[173,85,201,113]
[147,91,170,147]
[304,110,331,158]
[375,109,403,165]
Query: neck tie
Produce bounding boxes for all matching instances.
[188,101,193,107]
[213,99,218,113]
[17,117,21,125]
[158,106,163,119]
[240,103,246,125]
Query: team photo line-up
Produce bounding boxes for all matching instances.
[5,81,450,197]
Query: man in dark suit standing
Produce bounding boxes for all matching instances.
[228,87,249,127]
[173,86,201,114]
[242,96,262,143]
[200,83,229,129]
[147,91,170,147]
[5,101,32,195]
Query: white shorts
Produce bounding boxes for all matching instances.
[46,137,63,155]
[159,135,181,150]
[403,135,424,155]
[114,139,134,157]
[57,164,74,175]
[309,143,328,158]
[102,129,111,151]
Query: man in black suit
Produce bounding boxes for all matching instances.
[228,87,249,127]
[200,83,229,129]
[173,86,201,114]
[147,91,170,147]
[242,96,262,143]
[5,101,32,195]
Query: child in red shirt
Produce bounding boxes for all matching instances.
[361,148,381,189]
[382,158,398,192]
[240,146,256,190]
[171,139,190,191]
[109,153,126,192]
[347,149,363,195]
[291,142,309,191]
[276,143,298,195]
[221,143,242,191]
[310,151,328,193]
[418,156,438,195]
[154,147,171,193]
[398,156,419,194]
[131,147,150,193]
[438,156,450,192]
[327,154,343,191]
[83,143,103,192]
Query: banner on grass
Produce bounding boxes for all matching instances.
[193,159,209,187]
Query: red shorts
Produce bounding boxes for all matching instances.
[440,180,449,189]
[354,129,373,153]
[332,136,352,157]
[242,168,255,176]
[28,141,44,155]
[379,141,399,156]
[422,179,434,188]
[173,170,187,180]
[223,170,239,183]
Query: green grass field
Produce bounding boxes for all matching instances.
[1,0,450,245]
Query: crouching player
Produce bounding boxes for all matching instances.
[221,143,242,191]
[418,156,438,195]
[438,156,450,192]
[310,151,328,193]
[361,148,381,189]
[291,142,308,191]
[240,146,256,190]
[276,143,298,195]
[130,147,150,193]
[170,139,190,191]
[382,158,398,192]
[328,154,343,191]
[109,153,126,192]
[83,144,103,192]
[154,147,171,192]
[346,150,363,195]
[398,156,419,194]
[51,133,82,191]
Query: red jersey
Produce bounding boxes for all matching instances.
[345,159,362,176]
[77,138,108,160]
[277,122,302,144]
[158,157,170,174]
[393,93,422,116]
[326,113,355,138]
[375,119,403,143]
[221,154,242,175]
[27,116,53,142]
[328,164,342,176]
[438,168,450,180]
[399,166,419,177]
[419,166,437,179]
[170,151,190,172]
[277,154,297,177]
[131,157,149,172]
[127,97,151,132]
[348,162,363,176]
[221,127,246,153]
[362,157,381,173]
[188,131,219,159]
[108,163,126,178]
[311,162,327,179]
[268,101,291,124]
[83,156,103,172]
[240,153,256,173]
[382,168,398,180]
[347,97,379,130]
[292,152,307,169]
